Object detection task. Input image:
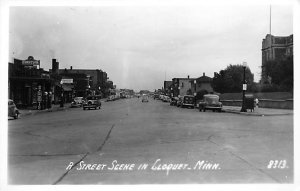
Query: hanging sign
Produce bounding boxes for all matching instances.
[22,56,40,66]
[61,79,73,84]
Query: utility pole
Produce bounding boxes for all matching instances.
[270,5,272,35]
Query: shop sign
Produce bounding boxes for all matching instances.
[61,79,73,84]
[22,56,40,66]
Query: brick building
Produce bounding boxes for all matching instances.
[190,73,214,95]
[261,34,293,84]
[172,76,196,97]
[57,67,110,97]
[9,57,52,109]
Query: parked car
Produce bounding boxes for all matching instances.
[180,95,195,108]
[177,97,183,107]
[162,95,171,102]
[198,94,222,112]
[106,95,115,102]
[170,97,179,106]
[8,99,19,119]
[71,97,84,107]
[83,95,102,110]
[142,94,149,102]
[153,94,159,100]
[159,94,164,100]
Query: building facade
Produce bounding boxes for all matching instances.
[172,76,196,97]
[9,57,53,109]
[261,34,293,84]
[190,73,214,95]
[163,81,173,95]
[57,67,109,97]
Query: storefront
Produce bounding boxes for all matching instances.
[9,57,53,109]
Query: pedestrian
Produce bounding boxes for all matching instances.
[254,98,259,108]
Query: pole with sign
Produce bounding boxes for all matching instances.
[37,85,42,110]
[60,80,64,107]
[240,62,247,112]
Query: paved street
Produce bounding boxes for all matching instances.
[8,98,293,184]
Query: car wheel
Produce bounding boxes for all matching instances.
[203,108,206,112]
[83,107,86,110]
[218,109,222,112]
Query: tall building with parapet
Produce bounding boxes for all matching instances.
[261,34,293,84]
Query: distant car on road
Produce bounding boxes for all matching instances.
[180,95,195,108]
[8,99,19,119]
[83,95,102,110]
[71,97,84,107]
[198,94,222,112]
[142,94,149,102]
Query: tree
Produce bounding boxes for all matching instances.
[212,64,254,93]
[264,56,293,91]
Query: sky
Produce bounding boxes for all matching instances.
[8,3,293,91]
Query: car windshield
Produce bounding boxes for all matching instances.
[204,96,219,104]
[184,96,193,101]
[87,96,100,100]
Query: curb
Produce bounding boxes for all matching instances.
[19,105,70,118]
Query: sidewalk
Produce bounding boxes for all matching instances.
[18,103,71,118]
[222,106,293,116]
[18,97,108,118]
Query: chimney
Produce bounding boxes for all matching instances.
[52,59,59,74]
[70,66,73,70]
[203,72,205,76]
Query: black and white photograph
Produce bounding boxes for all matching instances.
[1,0,299,190]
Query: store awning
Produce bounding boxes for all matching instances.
[61,84,74,91]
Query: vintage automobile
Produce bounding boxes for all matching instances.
[177,97,183,107]
[180,95,195,108]
[198,94,222,112]
[142,94,149,102]
[162,95,171,102]
[170,97,179,106]
[159,94,164,100]
[83,95,102,110]
[8,99,19,119]
[71,97,84,107]
[106,95,115,102]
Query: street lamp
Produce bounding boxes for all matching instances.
[60,80,64,108]
[240,62,247,112]
[193,80,197,96]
